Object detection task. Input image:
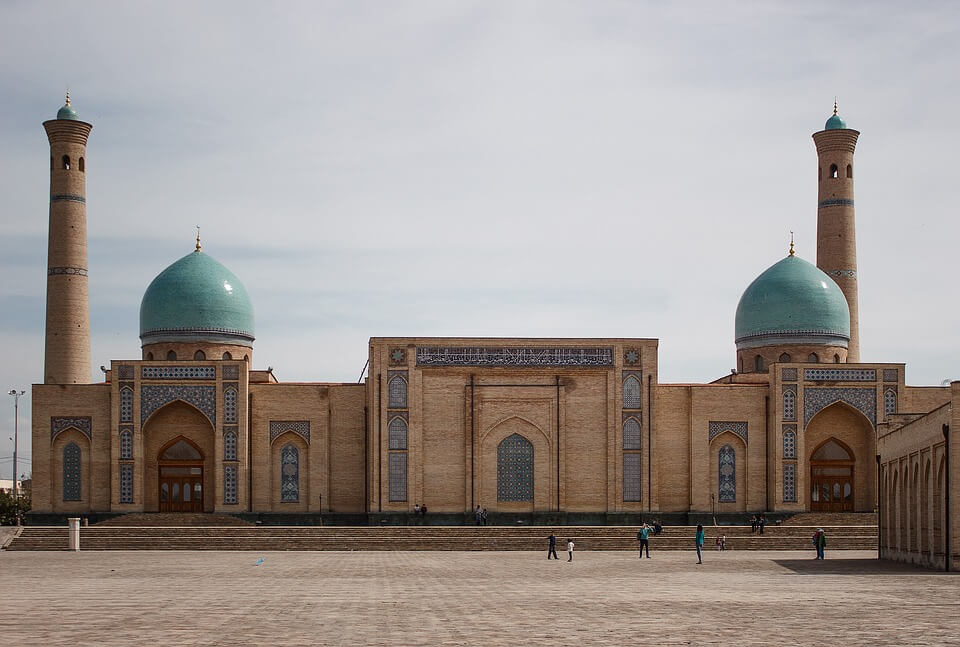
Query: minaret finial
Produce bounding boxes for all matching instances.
[833,97,838,115]
[65,89,71,106]
[195,225,202,252]
[789,231,795,256]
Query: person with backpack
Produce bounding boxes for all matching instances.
[695,524,705,564]
[637,523,652,558]
[813,528,827,559]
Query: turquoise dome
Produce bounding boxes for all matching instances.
[824,113,846,130]
[140,250,255,347]
[57,103,79,120]
[735,254,849,350]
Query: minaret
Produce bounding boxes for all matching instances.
[813,100,860,362]
[42,93,93,384]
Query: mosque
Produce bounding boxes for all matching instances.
[28,96,960,560]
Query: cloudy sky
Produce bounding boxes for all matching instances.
[2,1,958,476]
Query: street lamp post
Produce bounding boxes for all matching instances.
[8,389,25,526]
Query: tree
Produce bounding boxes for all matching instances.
[0,489,30,525]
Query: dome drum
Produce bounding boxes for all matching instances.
[735,330,849,351]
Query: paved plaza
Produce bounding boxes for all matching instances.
[2,549,958,645]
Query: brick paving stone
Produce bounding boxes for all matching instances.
[2,550,958,646]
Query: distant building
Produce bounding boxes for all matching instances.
[27,95,955,562]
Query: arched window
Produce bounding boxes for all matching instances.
[120,464,133,503]
[388,417,408,450]
[388,375,407,408]
[779,353,792,363]
[194,350,206,361]
[623,375,642,409]
[120,430,133,459]
[829,163,838,178]
[623,418,641,450]
[280,443,299,502]
[884,389,897,415]
[718,444,736,502]
[120,387,133,423]
[146,352,154,360]
[244,354,249,363]
[783,430,796,459]
[222,351,232,360]
[62,155,71,170]
[224,387,238,424]
[846,164,852,178]
[166,350,177,361]
[834,354,840,363]
[498,434,534,502]
[78,157,85,172]
[754,355,764,372]
[224,431,238,461]
[782,389,796,421]
[63,442,82,501]
[808,353,819,363]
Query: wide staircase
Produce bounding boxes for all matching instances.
[5,514,877,551]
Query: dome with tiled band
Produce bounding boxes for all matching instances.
[140,247,255,347]
[735,253,849,350]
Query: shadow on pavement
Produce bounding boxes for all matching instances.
[774,558,951,575]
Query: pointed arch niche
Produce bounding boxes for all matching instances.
[480,416,552,512]
[142,401,215,512]
[804,402,874,512]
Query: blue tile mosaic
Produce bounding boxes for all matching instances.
[708,421,748,444]
[269,420,310,445]
[803,387,876,427]
[142,366,216,380]
[497,434,534,502]
[141,385,216,426]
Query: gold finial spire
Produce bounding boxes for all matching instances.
[65,89,71,106]
[833,97,838,115]
[789,231,795,256]
[195,225,202,252]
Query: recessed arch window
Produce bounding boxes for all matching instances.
[834,354,841,363]
[194,350,206,361]
[244,354,249,363]
[388,375,408,408]
[783,430,796,459]
[623,375,642,409]
[846,164,852,178]
[166,350,177,361]
[808,353,819,363]
[62,155,71,170]
[146,352,154,360]
[783,389,796,421]
[497,434,534,502]
[222,351,232,360]
[779,353,792,363]
[884,389,897,415]
[718,444,736,502]
[754,355,764,372]
[63,442,82,501]
[120,430,133,459]
[623,418,642,450]
[829,163,838,178]
[224,431,238,461]
[78,157,85,172]
[388,417,408,450]
[120,387,133,423]
[280,443,299,503]
[224,387,238,424]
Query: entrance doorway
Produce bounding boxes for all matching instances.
[158,438,204,513]
[809,438,854,512]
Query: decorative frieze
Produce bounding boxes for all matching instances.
[269,420,310,445]
[883,368,899,383]
[222,364,240,380]
[818,198,854,208]
[416,346,614,367]
[51,416,92,441]
[708,421,748,444]
[117,365,134,380]
[781,368,798,382]
[141,385,216,425]
[142,366,216,380]
[50,194,86,203]
[47,266,88,276]
[804,368,876,382]
[803,387,876,427]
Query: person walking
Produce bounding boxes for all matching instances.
[813,528,827,560]
[475,505,482,526]
[548,533,559,560]
[567,538,575,562]
[481,507,487,526]
[637,523,652,558]
[695,524,705,564]
[758,514,766,535]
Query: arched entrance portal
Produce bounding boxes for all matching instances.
[158,437,204,512]
[809,438,854,512]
